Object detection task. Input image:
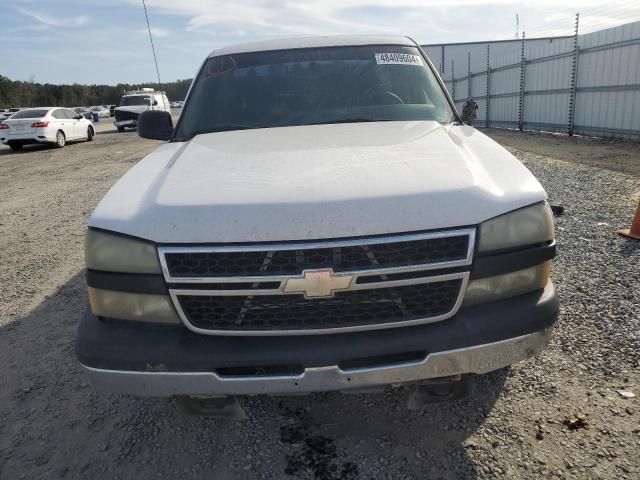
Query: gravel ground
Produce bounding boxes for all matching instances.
[0,128,638,479]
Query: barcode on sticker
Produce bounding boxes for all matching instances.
[375,53,423,66]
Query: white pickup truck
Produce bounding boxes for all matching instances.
[113,88,170,132]
[77,35,558,412]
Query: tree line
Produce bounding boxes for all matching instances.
[0,75,192,108]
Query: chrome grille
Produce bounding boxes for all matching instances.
[179,280,462,331]
[164,234,470,277]
[114,110,138,122]
[160,229,475,335]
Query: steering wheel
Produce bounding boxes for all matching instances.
[382,91,405,104]
[362,84,405,105]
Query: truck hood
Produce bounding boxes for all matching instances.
[89,121,546,243]
[115,105,149,114]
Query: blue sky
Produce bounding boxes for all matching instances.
[1,0,638,85]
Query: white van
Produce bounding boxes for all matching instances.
[113,88,170,132]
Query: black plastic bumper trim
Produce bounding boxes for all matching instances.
[86,270,167,295]
[471,241,556,279]
[76,282,559,372]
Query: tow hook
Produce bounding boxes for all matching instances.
[407,375,473,409]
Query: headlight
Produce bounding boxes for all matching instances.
[478,202,554,252]
[88,288,180,324]
[463,262,550,307]
[85,229,179,324]
[85,229,161,274]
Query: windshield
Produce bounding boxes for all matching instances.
[120,95,150,106]
[11,109,49,119]
[175,45,455,140]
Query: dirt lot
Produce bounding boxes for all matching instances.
[484,128,640,178]
[0,127,638,480]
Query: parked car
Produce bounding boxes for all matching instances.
[0,107,94,150]
[77,36,558,416]
[81,108,94,120]
[73,107,92,120]
[109,105,117,116]
[91,106,111,118]
[113,88,170,132]
[0,108,21,122]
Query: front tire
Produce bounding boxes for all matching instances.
[87,127,94,142]
[55,130,66,148]
[117,126,124,133]
[8,143,23,151]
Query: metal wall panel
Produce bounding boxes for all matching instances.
[424,21,640,140]
[524,93,569,130]
[486,59,519,127]
[490,97,519,126]
[423,38,569,74]
[574,22,640,139]
[471,74,486,99]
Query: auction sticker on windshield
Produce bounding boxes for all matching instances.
[375,53,423,65]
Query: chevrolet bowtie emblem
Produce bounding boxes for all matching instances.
[283,269,354,299]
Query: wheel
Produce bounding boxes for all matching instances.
[55,130,66,148]
[117,126,124,133]
[87,127,94,142]
[8,143,23,151]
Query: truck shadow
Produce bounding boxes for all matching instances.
[268,370,507,479]
[95,128,135,135]
[0,271,505,480]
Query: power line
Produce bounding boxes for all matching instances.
[520,1,640,37]
[579,0,639,17]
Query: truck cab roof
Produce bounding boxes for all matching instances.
[208,35,416,57]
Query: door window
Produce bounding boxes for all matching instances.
[52,109,67,119]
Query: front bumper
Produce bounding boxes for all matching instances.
[77,282,559,396]
[83,328,551,396]
[113,119,137,128]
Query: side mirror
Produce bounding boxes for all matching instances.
[137,110,173,140]
[76,114,83,120]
